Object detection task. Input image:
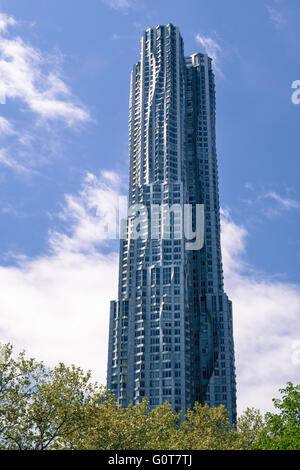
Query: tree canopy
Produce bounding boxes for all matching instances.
[0,344,299,450]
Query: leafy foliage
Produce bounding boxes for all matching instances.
[0,343,100,449]
[253,382,300,450]
[0,344,299,450]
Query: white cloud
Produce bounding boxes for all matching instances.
[0,10,91,175]
[195,34,224,77]
[49,171,124,253]
[103,0,133,10]
[0,148,33,174]
[0,13,90,126]
[221,208,248,275]
[0,117,15,135]
[243,185,300,216]
[0,12,16,32]
[0,251,118,382]
[0,171,120,383]
[266,5,287,29]
[221,211,300,414]
[263,191,300,210]
[244,182,254,191]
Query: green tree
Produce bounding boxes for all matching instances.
[177,403,239,450]
[74,398,180,450]
[0,343,102,449]
[253,382,300,450]
[1,344,299,450]
[235,408,265,449]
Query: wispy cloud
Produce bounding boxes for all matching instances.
[49,171,124,253]
[0,148,34,174]
[0,12,90,127]
[243,185,300,217]
[263,191,300,210]
[244,182,254,191]
[1,205,26,217]
[111,32,136,41]
[0,171,120,383]
[195,34,224,77]
[0,10,91,175]
[102,0,133,10]
[266,4,287,29]
[0,12,16,32]
[0,117,15,136]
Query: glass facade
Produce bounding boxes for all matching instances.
[107,24,237,423]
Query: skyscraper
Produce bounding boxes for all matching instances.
[107,24,237,423]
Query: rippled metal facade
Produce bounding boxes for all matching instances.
[107,24,237,423]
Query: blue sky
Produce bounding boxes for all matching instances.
[0,0,299,414]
